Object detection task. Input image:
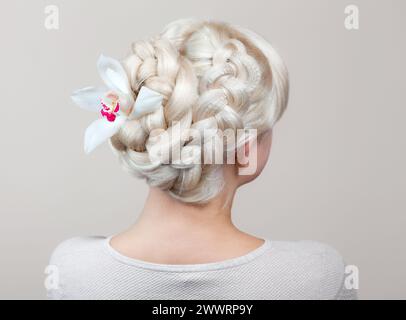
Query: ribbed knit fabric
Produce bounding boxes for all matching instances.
[46,236,357,300]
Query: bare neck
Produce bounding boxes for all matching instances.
[132,187,238,241]
[110,178,264,264]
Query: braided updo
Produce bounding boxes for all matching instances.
[109,19,289,203]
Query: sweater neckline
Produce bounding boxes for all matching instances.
[103,236,272,272]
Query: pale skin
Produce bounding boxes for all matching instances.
[110,129,273,264]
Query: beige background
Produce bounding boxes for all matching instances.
[0,0,405,299]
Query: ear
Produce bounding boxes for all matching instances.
[236,140,251,168]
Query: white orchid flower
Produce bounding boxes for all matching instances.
[71,54,164,154]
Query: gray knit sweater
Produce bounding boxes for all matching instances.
[46,236,357,300]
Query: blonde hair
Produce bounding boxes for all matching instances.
[110,19,289,203]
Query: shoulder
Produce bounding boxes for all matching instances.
[267,240,356,299]
[46,236,107,299]
[271,240,345,267]
[49,236,106,263]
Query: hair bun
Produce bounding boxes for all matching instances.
[110,19,289,203]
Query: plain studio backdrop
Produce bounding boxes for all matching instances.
[0,0,405,299]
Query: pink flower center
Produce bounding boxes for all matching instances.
[100,92,120,122]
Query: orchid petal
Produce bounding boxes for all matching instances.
[97,54,132,96]
[84,116,126,154]
[71,86,106,112]
[130,86,164,119]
